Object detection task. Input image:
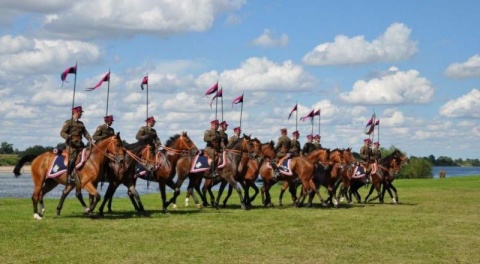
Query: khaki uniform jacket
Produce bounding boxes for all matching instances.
[92,123,115,142]
[227,134,239,149]
[360,145,373,162]
[204,129,221,158]
[219,130,228,149]
[313,142,322,150]
[289,138,301,155]
[60,118,92,149]
[275,135,291,158]
[136,126,161,145]
[372,149,381,161]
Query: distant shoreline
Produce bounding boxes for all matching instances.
[0,165,30,173]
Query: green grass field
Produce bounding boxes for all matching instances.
[1,177,479,264]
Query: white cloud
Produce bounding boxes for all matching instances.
[251,29,288,48]
[303,23,417,66]
[339,66,434,104]
[41,0,246,39]
[218,57,317,92]
[439,89,480,118]
[0,36,101,79]
[444,54,480,78]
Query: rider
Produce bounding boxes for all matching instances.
[219,121,229,150]
[313,134,322,149]
[302,134,316,156]
[271,128,291,180]
[204,119,221,178]
[92,115,115,143]
[359,138,373,183]
[136,116,162,157]
[289,130,301,156]
[372,141,382,175]
[60,106,92,185]
[227,126,241,148]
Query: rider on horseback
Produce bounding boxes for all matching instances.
[271,128,291,180]
[227,126,241,148]
[204,119,221,178]
[92,115,115,143]
[359,138,373,183]
[302,134,316,156]
[289,130,301,157]
[219,121,229,149]
[60,106,92,185]
[372,141,382,175]
[313,134,322,149]
[136,116,162,158]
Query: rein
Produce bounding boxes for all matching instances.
[90,139,123,163]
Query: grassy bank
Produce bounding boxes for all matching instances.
[1,177,479,264]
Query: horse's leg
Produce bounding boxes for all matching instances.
[389,182,399,203]
[81,183,101,217]
[222,184,234,208]
[215,180,229,209]
[158,180,168,213]
[98,182,119,216]
[364,184,375,203]
[38,179,59,217]
[227,178,246,210]
[278,181,289,206]
[56,184,75,217]
[190,177,205,209]
[248,181,260,205]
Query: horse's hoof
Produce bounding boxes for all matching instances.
[33,213,43,220]
[196,204,203,209]
[172,204,178,209]
[393,198,398,204]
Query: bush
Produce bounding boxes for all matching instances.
[397,157,432,179]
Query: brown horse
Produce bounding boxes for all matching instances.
[167,135,254,210]
[259,149,320,207]
[209,138,277,208]
[98,132,199,215]
[13,133,126,219]
[277,148,332,207]
[363,149,409,204]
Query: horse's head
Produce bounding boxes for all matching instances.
[165,131,199,155]
[99,132,126,170]
[231,136,254,153]
[342,147,355,164]
[306,148,329,163]
[261,140,276,159]
[329,148,344,166]
[392,149,409,167]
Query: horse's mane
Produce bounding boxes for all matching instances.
[165,134,181,147]
[125,140,148,152]
[380,149,403,166]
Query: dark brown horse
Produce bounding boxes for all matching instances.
[363,149,409,203]
[98,132,199,215]
[166,135,254,210]
[13,133,125,219]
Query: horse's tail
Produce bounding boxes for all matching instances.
[13,154,37,177]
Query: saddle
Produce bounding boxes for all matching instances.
[191,150,226,173]
[47,148,88,178]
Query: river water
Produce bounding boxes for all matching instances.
[1,167,479,198]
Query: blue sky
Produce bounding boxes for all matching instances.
[0,0,479,159]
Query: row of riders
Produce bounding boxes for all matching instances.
[14,106,408,219]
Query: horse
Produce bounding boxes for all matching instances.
[166,135,254,210]
[259,148,321,207]
[277,148,332,207]
[13,133,126,219]
[98,131,199,215]
[207,138,277,208]
[363,149,409,204]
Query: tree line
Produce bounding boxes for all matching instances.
[1,141,478,178]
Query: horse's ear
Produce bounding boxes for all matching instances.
[116,132,120,138]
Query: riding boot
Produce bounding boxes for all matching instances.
[209,160,218,179]
[270,161,281,180]
[67,160,76,185]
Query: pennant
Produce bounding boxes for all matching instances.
[300,110,315,122]
[61,65,77,83]
[140,76,148,90]
[205,82,218,96]
[375,119,380,126]
[287,104,297,120]
[313,109,320,116]
[209,88,223,108]
[86,72,110,91]
[232,94,243,107]
[364,113,376,135]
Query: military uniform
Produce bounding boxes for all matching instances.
[313,141,322,150]
[275,134,291,158]
[302,142,317,156]
[136,126,161,146]
[93,124,115,142]
[219,129,228,149]
[227,134,239,149]
[204,128,221,159]
[289,138,301,156]
[372,148,381,161]
[360,145,373,163]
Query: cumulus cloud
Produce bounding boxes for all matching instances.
[339,66,434,104]
[251,29,288,48]
[444,54,480,78]
[216,57,317,92]
[42,0,246,39]
[0,36,101,79]
[303,23,417,66]
[439,89,480,118]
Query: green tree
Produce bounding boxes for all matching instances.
[0,141,14,154]
[22,145,54,156]
[398,157,432,179]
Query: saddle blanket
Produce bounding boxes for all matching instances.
[47,149,87,178]
[351,165,366,179]
[190,151,227,173]
[267,158,293,176]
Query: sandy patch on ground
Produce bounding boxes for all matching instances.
[0,165,31,173]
